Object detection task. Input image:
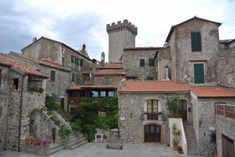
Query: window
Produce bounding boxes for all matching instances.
[60,98,64,110]
[194,63,204,83]
[191,32,202,52]
[13,78,19,90]
[71,55,75,63]
[149,58,155,66]
[62,56,65,66]
[80,59,83,67]
[100,91,106,97]
[0,69,2,86]
[108,91,114,97]
[71,73,75,82]
[140,59,145,67]
[50,70,56,82]
[92,91,98,97]
[147,99,158,113]
[104,77,110,85]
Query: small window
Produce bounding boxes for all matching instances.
[60,98,64,110]
[80,59,83,67]
[71,73,75,82]
[71,55,75,63]
[50,70,56,82]
[140,59,145,67]
[100,91,106,97]
[108,91,114,97]
[149,58,155,66]
[191,32,202,52]
[62,56,65,66]
[104,77,110,85]
[13,78,19,90]
[0,69,2,86]
[92,91,98,97]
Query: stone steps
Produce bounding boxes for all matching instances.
[67,134,88,149]
[183,122,199,155]
[47,143,64,155]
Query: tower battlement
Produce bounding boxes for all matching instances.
[106,19,138,35]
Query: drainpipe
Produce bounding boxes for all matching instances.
[18,74,25,152]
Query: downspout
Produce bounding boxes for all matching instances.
[18,74,25,152]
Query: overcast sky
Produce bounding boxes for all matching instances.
[0,0,235,60]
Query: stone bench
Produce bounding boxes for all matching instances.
[106,143,123,150]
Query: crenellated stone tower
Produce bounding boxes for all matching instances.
[106,19,137,62]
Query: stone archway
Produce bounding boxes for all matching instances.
[29,110,42,138]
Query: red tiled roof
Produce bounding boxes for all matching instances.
[10,52,70,71]
[118,80,189,92]
[190,86,235,98]
[68,84,116,90]
[0,54,47,78]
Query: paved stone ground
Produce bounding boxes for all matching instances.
[0,143,208,157]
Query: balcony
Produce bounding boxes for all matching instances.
[144,112,163,121]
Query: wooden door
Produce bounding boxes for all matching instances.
[144,124,161,142]
[222,134,234,157]
[179,99,187,121]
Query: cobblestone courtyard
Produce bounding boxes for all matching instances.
[0,143,207,157]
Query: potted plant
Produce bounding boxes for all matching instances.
[171,123,181,151]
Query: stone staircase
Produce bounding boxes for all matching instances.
[67,133,88,149]
[183,121,199,155]
[47,143,64,155]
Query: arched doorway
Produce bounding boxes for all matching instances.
[144,124,161,142]
[29,110,42,138]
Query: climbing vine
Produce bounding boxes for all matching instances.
[77,97,118,141]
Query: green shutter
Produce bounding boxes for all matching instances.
[194,64,204,83]
[191,32,202,52]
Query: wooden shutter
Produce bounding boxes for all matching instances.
[191,32,202,52]
[194,64,204,83]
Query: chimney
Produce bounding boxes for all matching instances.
[32,37,37,42]
[82,44,86,52]
[101,52,105,67]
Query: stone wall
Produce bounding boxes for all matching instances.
[118,92,190,144]
[216,115,235,157]
[122,49,157,80]
[157,47,171,80]
[0,65,11,151]
[191,96,235,156]
[165,18,220,83]
[94,75,124,86]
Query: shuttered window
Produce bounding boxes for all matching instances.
[194,63,204,83]
[140,59,145,67]
[191,32,202,52]
[50,70,56,82]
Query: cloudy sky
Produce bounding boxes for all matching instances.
[0,0,235,60]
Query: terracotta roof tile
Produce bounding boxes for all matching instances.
[0,54,47,78]
[10,52,70,71]
[118,80,189,92]
[68,84,116,90]
[190,86,235,98]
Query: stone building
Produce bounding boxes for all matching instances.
[215,104,235,157]
[118,80,190,144]
[162,16,221,84]
[67,61,125,113]
[107,20,137,62]
[0,54,50,151]
[8,52,71,111]
[21,36,92,85]
[122,47,160,80]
